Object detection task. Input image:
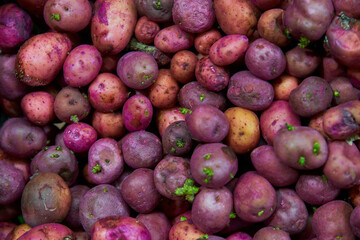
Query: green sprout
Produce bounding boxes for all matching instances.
[171,147,176,152]
[200,94,205,101]
[179,107,192,114]
[56,146,62,151]
[43,146,49,151]
[46,140,50,145]
[298,36,311,48]
[312,206,317,212]
[299,156,306,166]
[174,179,199,202]
[103,188,108,192]
[273,227,280,230]
[105,159,110,163]
[203,154,211,160]
[51,153,60,158]
[56,36,59,40]
[178,34,182,38]
[70,115,79,123]
[230,173,234,178]
[323,35,329,45]
[203,167,214,183]
[199,234,209,239]
[258,210,264,216]
[176,139,185,148]
[144,109,149,116]
[215,196,219,201]
[92,164,102,174]
[313,142,320,155]
[70,150,74,154]
[336,236,341,239]
[285,29,291,39]
[322,174,328,182]
[285,123,295,131]
[143,74,152,81]
[180,216,187,221]
[229,212,236,219]
[51,13,61,21]
[18,215,25,224]
[334,90,340,97]
[339,11,351,30]
[154,0,162,9]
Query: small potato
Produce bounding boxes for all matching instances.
[16,223,74,240]
[5,223,31,240]
[322,56,346,82]
[351,205,360,238]
[21,91,55,126]
[194,29,222,55]
[214,0,257,36]
[0,161,26,205]
[209,35,249,66]
[154,25,194,54]
[91,111,126,139]
[161,121,194,156]
[63,122,98,153]
[122,95,153,132]
[253,226,291,240]
[100,54,121,73]
[15,32,72,86]
[156,106,186,136]
[136,212,171,240]
[148,69,179,109]
[330,77,360,105]
[308,112,329,139]
[169,221,205,240]
[43,0,92,33]
[224,107,260,154]
[285,46,321,78]
[64,185,90,229]
[170,50,197,84]
[91,0,137,55]
[257,8,290,47]
[272,74,299,101]
[135,0,174,23]
[134,16,160,45]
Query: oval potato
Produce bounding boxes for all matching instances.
[169,221,205,240]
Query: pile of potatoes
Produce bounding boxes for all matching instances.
[1,0,360,239]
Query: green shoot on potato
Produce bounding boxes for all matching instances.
[92,163,102,174]
[200,94,205,101]
[299,156,306,166]
[51,153,59,158]
[334,90,340,97]
[346,134,360,145]
[229,212,236,219]
[56,146,62,151]
[70,115,79,123]
[298,36,310,48]
[180,216,187,221]
[230,173,234,178]
[203,154,211,160]
[199,234,209,239]
[273,227,280,230]
[203,167,214,183]
[42,146,48,151]
[285,29,291,39]
[313,142,320,155]
[322,174,328,182]
[51,13,61,21]
[174,179,199,202]
[179,107,192,114]
[285,123,295,131]
[176,139,184,148]
[257,210,264,216]
[144,109,149,117]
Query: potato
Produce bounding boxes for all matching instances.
[272,74,299,101]
[63,122,98,153]
[260,100,301,145]
[312,200,355,240]
[136,212,172,240]
[333,0,360,18]
[170,50,197,84]
[21,91,55,126]
[162,121,194,156]
[64,185,90,229]
[91,0,137,55]
[91,111,126,139]
[15,32,71,86]
[285,46,321,78]
[289,76,333,118]
[234,171,277,223]
[226,232,253,240]
[253,227,291,240]
[214,0,257,36]
[100,54,121,73]
[43,0,92,33]
[349,185,360,207]
[350,205,360,238]
[321,56,346,82]
[273,126,329,170]
[169,221,206,240]
[251,145,299,187]
[330,77,360,105]
[5,223,31,240]
[209,35,248,66]
[195,56,230,92]
[154,25,194,54]
[156,106,186,136]
[227,71,274,111]
[194,29,222,55]
[224,107,260,154]
[0,203,20,222]
[172,0,215,33]
[16,0,47,18]
[88,73,129,113]
[134,16,160,45]
[0,161,26,205]
[245,38,286,81]
[252,0,281,10]
[135,0,174,23]
[265,188,308,235]
[21,173,71,227]
[17,223,74,240]
[159,197,191,218]
[63,44,102,87]
[148,69,179,109]
[91,216,151,240]
[122,95,153,132]
[0,4,33,53]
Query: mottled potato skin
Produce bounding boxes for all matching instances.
[170,50,197,84]
[194,29,222,55]
[5,223,32,240]
[136,212,171,240]
[122,95,153,132]
[253,227,291,240]
[21,91,55,126]
[169,221,205,240]
[134,16,160,45]
[15,32,71,86]
[312,200,355,240]
[91,111,126,139]
[43,0,92,33]
[285,46,321,78]
[0,161,26,205]
[91,0,137,55]
[154,25,194,53]
[148,69,179,109]
[21,173,71,227]
[196,56,229,92]
[272,74,299,101]
[224,107,260,154]
[17,223,74,240]
[273,126,329,170]
[214,0,257,36]
[135,0,174,23]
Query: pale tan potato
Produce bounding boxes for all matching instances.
[224,107,260,154]
[156,106,186,136]
[169,221,205,240]
[272,74,299,101]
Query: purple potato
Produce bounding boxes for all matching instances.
[0,161,26,205]
[350,205,360,238]
[136,212,172,240]
[122,94,153,132]
[64,185,90,229]
[226,232,253,240]
[162,121,194,156]
[253,226,291,240]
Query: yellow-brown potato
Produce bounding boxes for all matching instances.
[257,8,291,47]
[272,74,299,101]
[194,29,222,55]
[214,0,257,37]
[170,50,198,84]
[6,224,32,240]
[148,69,180,109]
[224,107,260,154]
[169,221,205,240]
[91,111,126,139]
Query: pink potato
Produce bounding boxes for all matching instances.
[15,32,72,86]
[134,16,160,45]
[209,35,249,66]
[122,94,153,132]
[156,106,186,137]
[17,223,74,240]
[136,212,172,240]
[20,91,55,126]
[43,0,92,33]
[91,0,137,55]
[63,122,98,153]
[154,25,194,54]
[0,222,16,240]
[91,216,151,240]
[63,44,103,87]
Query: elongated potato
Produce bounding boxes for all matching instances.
[15,32,71,86]
[91,0,137,55]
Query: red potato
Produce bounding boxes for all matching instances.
[88,73,129,113]
[15,32,72,87]
[100,54,121,73]
[209,35,249,66]
[170,50,198,84]
[20,91,55,126]
[43,0,92,33]
[63,122,98,153]
[156,106,186,137]
[63,44,102,87]
[122,94,153,132]
[272,74,299,101]
[17,223,74,240]
[64,185,90,229]
[194,29,223,55]
[285,46,321,78]
[135,16,160,45]
[333,0,360,18]
[252,0,281,10]
[91,111,126,139]
[0,161,26,205]
[91,0,137,55]
[154,25,194,54]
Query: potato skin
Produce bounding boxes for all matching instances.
[253,226,291,240]
[169,221,205,240]
[15,32,71,86]
[170,50,197,84]
[224,107,260,154]
[194,29,222,55]
[154,25,194,53]
[134,16,160,45]
[156,106,186,136]
[0,161,26,205]
[136,212,171,240]
[91,111,126,139]
[214,0,257,36]
[17,223,74,240]
[272,74,299,101]
[285,46,321,78]
[91,0,137,55]
[21,91,55,126]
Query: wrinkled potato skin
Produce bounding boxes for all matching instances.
[134,16,160,45]
[214,0,257,37]
[169,221,205,240]
[15,32,71,86]
[91,0,137,55]
[224,107,260,155]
